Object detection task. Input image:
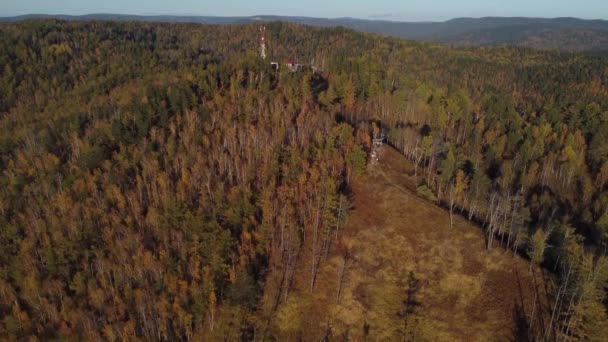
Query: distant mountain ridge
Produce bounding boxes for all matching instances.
[3,14,608,51]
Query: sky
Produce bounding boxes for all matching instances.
[2,0,608,21]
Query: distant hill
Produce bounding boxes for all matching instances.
[2,14,608,51]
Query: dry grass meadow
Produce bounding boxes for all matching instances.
[266,147,551,341]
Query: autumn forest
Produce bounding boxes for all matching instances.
[0,19,608,340]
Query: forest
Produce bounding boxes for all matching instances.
[0,19,607,340]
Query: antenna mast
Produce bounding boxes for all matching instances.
[260,25,267,60]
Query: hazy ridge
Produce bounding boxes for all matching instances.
[2,14,608,51]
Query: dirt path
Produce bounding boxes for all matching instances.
[270,146,551,341]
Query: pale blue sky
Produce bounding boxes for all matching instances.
[3,0,608,21]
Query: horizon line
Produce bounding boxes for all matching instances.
[1,13,607,23]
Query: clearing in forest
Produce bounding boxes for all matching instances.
[270,147,551,341]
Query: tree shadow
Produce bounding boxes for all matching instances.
[363,321,370,341]
[403,271,422,316]
[397,271,422,339]
[512,299,531,342]
[512,268,532,342]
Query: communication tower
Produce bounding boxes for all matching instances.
[260,25,267,60]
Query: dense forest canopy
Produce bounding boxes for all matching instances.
[0,19,608,340]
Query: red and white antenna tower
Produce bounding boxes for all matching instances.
[260,25,267,60]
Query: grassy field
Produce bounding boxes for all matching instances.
[265,146,551,341]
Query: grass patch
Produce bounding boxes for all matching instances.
[416,184,437,202]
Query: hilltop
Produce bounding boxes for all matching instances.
[0,19,607,340]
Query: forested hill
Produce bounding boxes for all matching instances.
[3,14,608,51]
[0,19,608,340]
